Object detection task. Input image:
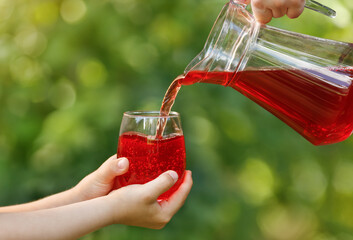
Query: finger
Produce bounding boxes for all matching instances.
[286,5,304,19]
[272,9,287,18]
[252,4,273,24]
[271,6,287,18]
[269,0,288,18]
[162,170,193,216]
[143,170,179,202]
[96,156,129,184]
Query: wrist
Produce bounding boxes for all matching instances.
[68,185,87,203]
[100,195,117,225]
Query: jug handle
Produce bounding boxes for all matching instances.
[305,0,336,18]
[231,0,336,18]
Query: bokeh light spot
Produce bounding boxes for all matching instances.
[37,109,93,150]
[30,143,66,172]
[258,205,317,240]
[60,0,87,24]
[49,79,76,109]
[331,1,351,28]
[237,158,275,205]
[333,161,353,195]
[220,109,254,143]
[33,1,59,26]
[189,116,217,145]
[10,56,43,86]
[77,59,107,88]
[0,34,13,61]
[292,160,327,202]
[15,26,47,57]
[0,0,14,21]
[120,37,158,72]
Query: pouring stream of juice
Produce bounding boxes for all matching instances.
[155,76,183,138]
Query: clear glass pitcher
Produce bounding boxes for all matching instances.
[182,1,353,145]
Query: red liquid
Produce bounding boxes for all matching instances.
[156,76,183,138]
[116,132,186,200]
[178,67,353,145]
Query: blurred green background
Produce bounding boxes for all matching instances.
[1,0,353,239]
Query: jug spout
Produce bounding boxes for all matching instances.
[185,2,259,86]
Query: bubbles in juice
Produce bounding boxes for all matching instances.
[116,132,186,200]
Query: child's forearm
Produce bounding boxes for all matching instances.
[0,196,112,240]
[0,187,84,213]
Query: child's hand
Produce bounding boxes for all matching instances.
[106,170,193,229]
[0,160,192,239]
[75,155,129,201]
[238,0,305,24]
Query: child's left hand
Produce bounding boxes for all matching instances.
[74,155,129,201]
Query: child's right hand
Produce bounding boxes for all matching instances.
[104,170,193,229]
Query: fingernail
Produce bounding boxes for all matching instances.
[168,171,178,183]
[117,158,128,169]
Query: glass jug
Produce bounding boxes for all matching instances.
[181,1,353,145]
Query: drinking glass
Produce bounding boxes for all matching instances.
[115,111,186,201]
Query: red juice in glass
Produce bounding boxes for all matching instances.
[115,111,186,201]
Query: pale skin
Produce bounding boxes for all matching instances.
[0,156,193,240]
[237,0,306,24]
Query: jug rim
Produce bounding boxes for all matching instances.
[184,1,260,85]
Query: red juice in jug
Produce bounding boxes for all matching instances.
[178,67,353,145]
[116,132,186,200]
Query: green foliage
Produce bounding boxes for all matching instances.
[1,0,353,239]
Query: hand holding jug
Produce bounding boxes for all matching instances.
[235,0,336,23]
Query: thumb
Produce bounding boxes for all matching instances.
[143,171,179,202]
[95,156,129,184]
